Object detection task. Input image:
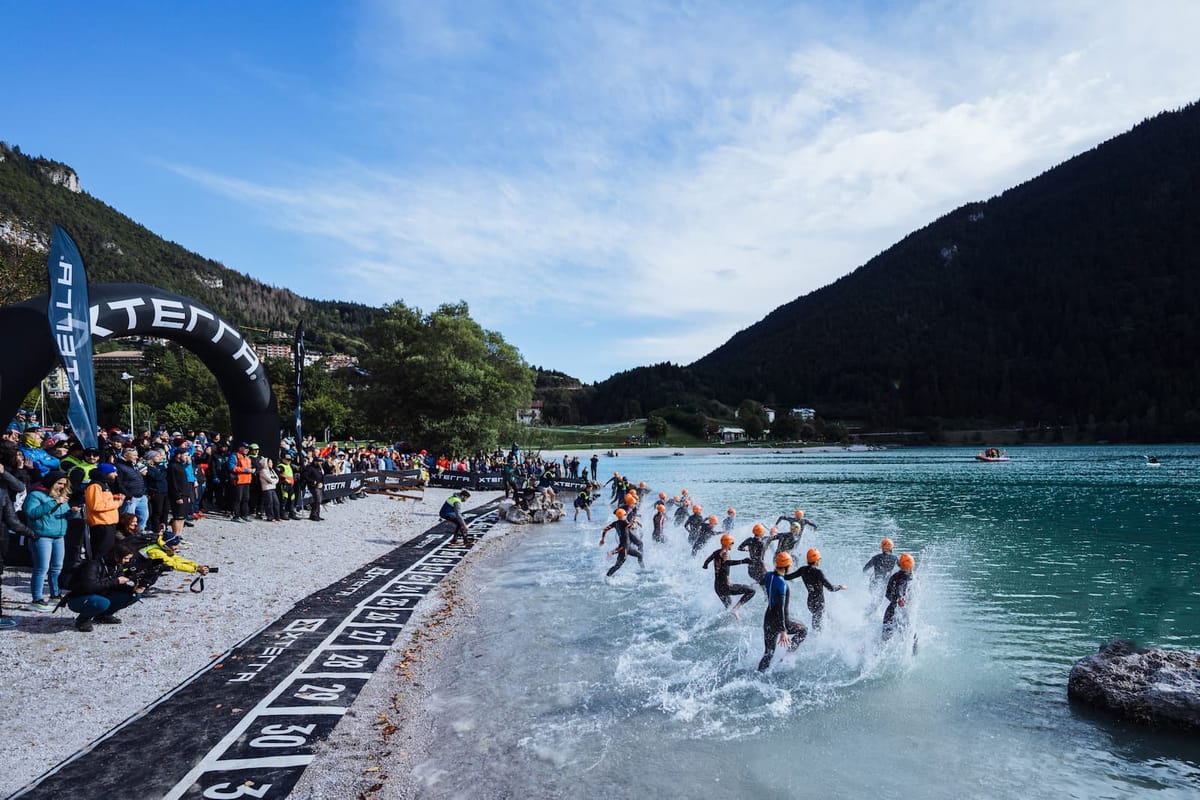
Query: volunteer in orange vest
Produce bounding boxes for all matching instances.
[227,442,254,523]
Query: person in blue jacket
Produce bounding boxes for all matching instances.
[22,469,76,611]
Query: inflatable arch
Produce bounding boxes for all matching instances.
[0,283,280,460]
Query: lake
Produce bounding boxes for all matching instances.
[411,445,1200,798]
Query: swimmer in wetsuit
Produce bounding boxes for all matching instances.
[863,538,898,591]
[882,552,915,643]
[784,548,847,631]
[703,533,756,618]
[652,503,667,543]
[736,523,769,584]
[758,551,807,671]
[690,515,720,557]
[722,508,737,532]
[599,507,643,577]
[774,509,818,541]
[768,521,804,556]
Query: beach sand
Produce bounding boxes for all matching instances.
[0,487,497,798]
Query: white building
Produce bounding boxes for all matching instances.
[717,426,746,442]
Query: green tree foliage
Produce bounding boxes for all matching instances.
[644,414,669,439]
[770,411,802,441]
[355,302,533,453]
[0,142,383,349]
[737,399,768,440]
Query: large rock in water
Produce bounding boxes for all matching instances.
[1067,639,1200,731]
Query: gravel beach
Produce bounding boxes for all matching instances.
[0,487,496,798]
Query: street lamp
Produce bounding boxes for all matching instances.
[120,372,134,434]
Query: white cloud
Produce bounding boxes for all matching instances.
[168,0,1200,379]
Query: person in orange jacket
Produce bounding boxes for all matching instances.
[85,463,125,559]
[227,442,254,522]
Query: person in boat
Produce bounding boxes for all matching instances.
[599,507,642,577]
[736,523,769,585]
[785,548,847,631]
[702,534,756,618]
[863,538,899,591]
[757,551,807,671]
[882,553,915,641]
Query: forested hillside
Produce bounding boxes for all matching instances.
[0,142,381,353]
[577,101,1200,441]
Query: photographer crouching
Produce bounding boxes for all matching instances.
[63,539,144,632]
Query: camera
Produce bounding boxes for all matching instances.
[207,567,219,574]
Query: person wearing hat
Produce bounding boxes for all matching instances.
[276,451,300,520]
[247,443,264,518]
[85,462,125,560]
[439,489,473,546]
[227,442,254,523]
[22,469,75,610]
[882,553,916,643]
[300,456,327,521]
[703,533,756,619]
[863,538,899,592]
[758,551,808,671]
[19,428,60,477]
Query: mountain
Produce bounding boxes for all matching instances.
[585,101,1200,441]
[0,142,382,353]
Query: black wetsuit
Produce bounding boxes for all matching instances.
[863,552,898,590]
[758,571,807,671]
[652,510,667,543]
[702,548,756,608]
[689,521,717,556]
[785,564,843,631]
[771,518,816,553]
[604,519,643,577]
[674,504,690,526]
[736,536,768,582]
[882,570,912,640]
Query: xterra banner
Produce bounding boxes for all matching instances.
[46,226,99,448]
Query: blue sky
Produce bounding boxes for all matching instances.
[5,1,1200,382]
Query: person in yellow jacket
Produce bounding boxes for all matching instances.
[85,463,125,559]
[138,533,212,576]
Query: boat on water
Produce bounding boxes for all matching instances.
[976,448,1010,462]
[1146,456,1161,467]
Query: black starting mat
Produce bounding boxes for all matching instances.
[9,503,501,800]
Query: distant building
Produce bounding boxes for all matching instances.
[254,342,293,361]
[44,365,70,397]
[762,407,777,423]
[93,350,145,372]
[324,353,359,371]
[792,407,815,420]
[517,400,544,425]
[717,426,746,442]
[303,351,325,367]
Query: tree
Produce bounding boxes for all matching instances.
[770,412,801,441]
[737,399,768,440]
[644,414,668,440]
[354,302,533,454]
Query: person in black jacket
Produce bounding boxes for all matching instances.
[301,458,326,521]
[167,449,194,542]
[115,448,149,530]
[144,449,169,535]
[65,539,143,632]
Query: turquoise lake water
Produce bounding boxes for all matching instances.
[412,446,1200,798]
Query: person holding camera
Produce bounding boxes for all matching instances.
[65,538,144,632]
[23,469,76,611]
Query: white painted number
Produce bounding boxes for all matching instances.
[323,652,369,668]
[202,782,273,799]
[249,723,317,748]
[293,683,346,702]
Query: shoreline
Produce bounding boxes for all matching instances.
[0,487,499,798]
